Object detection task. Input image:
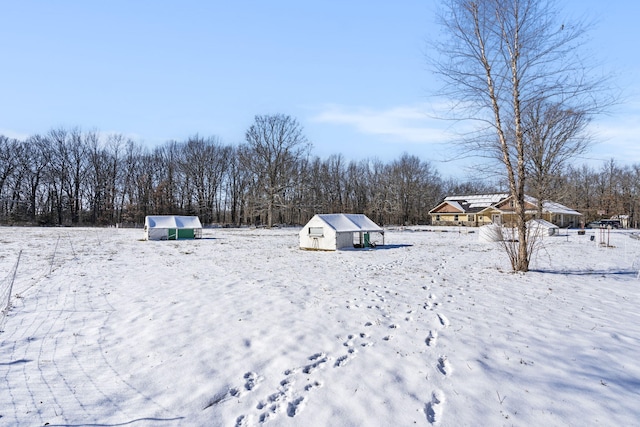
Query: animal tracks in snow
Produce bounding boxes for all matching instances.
[426,330,438,347]
[227,325,384,424]
[425,389,445,424]
[437,356,453,376]
[437,313,450,328]
[204,371,263,410]
[227,284,456,425]
[231,335,374,425]
[422,287,453,425]
[243,371,263,392]
[231,366,320,424]
[286,396,306,417]
[302,352,328,374]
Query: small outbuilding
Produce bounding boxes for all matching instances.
[527,218,559,237]
[299,213,384,251]
[144,215,203,240]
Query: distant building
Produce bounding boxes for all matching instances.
[299,213,384,251]
[144,215,203,240]
[428,194,581,227]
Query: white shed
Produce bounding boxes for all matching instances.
[144,215,203,240]
[527,218,559,237]
[299,214,384,251]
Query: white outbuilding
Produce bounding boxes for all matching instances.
[144,215,203,240]
[527,218,560,237]
[299,213,384,251]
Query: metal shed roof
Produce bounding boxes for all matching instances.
[144,215,202,229]
[315,214,383,233]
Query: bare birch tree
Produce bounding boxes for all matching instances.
[433,0,611,271]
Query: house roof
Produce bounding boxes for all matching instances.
[527,218,559,229]
[445,193,508,208]
[431,193,581,216]
[314,214,383,233]
[537,199,582,216]
[145,215,203,229]
[429,193,509,214]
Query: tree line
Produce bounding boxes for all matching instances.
[0,118,447,227]
[0,124,636,228]
[1,120,637,229]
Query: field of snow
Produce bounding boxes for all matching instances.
[1,226,640,426]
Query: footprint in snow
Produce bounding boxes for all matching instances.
[244,371,263,391]
[425,389,445,424]
[424,390,444,424]
[302,353,328,374]
[426,330,438,347]
[256,388,289,422]
[437,356,452,376]
[258,407,278,423]
[343,334,355,347]
[334,348,357,368]
[255,388,292,423]
[287,396,306,417]
[235,415,247,427]
[304,380,322,391]
[437,313,450,328]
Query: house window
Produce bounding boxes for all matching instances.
[436,215,440,221]
[454,214,459,221]
[467,215,473,222]
[309,227,324,237]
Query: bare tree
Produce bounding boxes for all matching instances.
[153,141,182,215]
[179,135,229,224]
[241,114,311,228]
[522,101,591,214]
[388,153,442,225]
[19,135,50,222]
[117,138,143,224]
[0,136,22,220]
[433,0,612,271]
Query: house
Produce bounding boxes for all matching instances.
[299,214,385,251]
[428,194,581,228]
[144,215,203,240]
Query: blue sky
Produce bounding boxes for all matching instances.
[1,1,638,178]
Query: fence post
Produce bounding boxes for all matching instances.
[3,250,22,315]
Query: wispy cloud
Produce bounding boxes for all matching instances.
[310,103,455,144]
[0,128,30,140]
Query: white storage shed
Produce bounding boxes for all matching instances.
[144,215,203,240]
[527,218,560,237]
[299,213,384,251]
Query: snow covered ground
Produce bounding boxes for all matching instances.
[1,226,639,426]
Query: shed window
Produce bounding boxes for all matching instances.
[309,227,324,237]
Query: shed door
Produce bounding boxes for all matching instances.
[178,228,195,239]
[168,228,178,240]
